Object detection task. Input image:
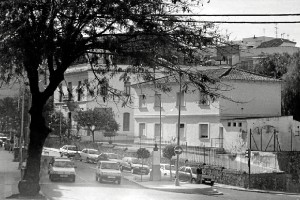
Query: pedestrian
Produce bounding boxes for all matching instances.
[196,164,202,184]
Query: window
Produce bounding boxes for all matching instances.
[124,82,131,95]
[139,123,146,137]
[67,82,73,101]
[139,95,146,108]
[154,94,161,107]
[199,124,209,139]
[77,81,82,101]
[123,113,130,131]
[199,91,209,105]
[176,92,184,107]
[58,84,63,102]
[176,123,185,140]
[100,79,108,96]
[238,122,242,127]
[154,124,161,138]
[228,122,231,127]
[233,122,237,127]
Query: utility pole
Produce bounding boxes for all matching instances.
[175,72,182,186]
[248,129,252,189]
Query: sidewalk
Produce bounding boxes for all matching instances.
[122,172,223,195]
[0,149,47,200]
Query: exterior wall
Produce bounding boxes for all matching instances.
[53,64,135,140]
[240,46,300,58]
[132,84,221,147]
[247,116,300,151]
[219,80,281,119]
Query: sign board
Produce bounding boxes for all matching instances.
[174,146,183,155]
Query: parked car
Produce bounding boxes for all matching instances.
[120,156,150,175]
[59,145,79,158]
[95,160,121,184]
[177,166,214,185]
[48,157,76,182]
[80,148,99,163]
[98,153,122,164]
[160,164,176,176]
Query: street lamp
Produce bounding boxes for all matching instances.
[175,72,182,186]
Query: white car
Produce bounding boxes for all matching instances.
[59,145,79,158]
[80,148,99,163]
[95,161,122,184]
[48,157,76,182]
[160,164,176,176]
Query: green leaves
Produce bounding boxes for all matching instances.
[163,144,176,160]
[73,108,119,132]
[137,148,150,159]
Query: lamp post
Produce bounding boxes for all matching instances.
[175,72,182,186]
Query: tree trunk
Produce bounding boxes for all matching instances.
[169,160,173,181]
[18,100,50,196]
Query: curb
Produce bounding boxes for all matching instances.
[123,176,223,195]
[214,184,300,196]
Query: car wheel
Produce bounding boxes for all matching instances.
[117,180,121,185]
[99,178,103,183]
[96,174,99,182]
[210,181,215,186]
[60,153,63,157]
[71,177,76,182]
[191,178,197,184]
[49,175,53,182]
[86,158,89,163]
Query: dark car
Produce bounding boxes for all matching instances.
[120,157,150,175]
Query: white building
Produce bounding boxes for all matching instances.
[131,67,300,152]
[53,63,135,142]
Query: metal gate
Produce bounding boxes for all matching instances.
[251,125,281,152]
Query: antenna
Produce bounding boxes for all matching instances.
[275,23,278,38]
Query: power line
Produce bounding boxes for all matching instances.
[150,13,300,17]
[157,19,300,24]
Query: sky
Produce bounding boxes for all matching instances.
[197,0,300,46]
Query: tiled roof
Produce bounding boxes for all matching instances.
[257,38,296,48]
[201,67,280,82]
[132,67,280,87]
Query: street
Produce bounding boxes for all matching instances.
[36,149,300,200]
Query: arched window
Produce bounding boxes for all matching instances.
[123,113,130,131]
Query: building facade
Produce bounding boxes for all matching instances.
[53,63,135,142]
[130,67,300,153]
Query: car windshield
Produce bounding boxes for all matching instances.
[68,146,77,151]
[89,150,99,154]
[107,154,118,159]
[165,165,175,171]
[101,162,119,170]
[54,161,74,168]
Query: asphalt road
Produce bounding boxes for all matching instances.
[38,153,300,200]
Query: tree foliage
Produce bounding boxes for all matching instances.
[74,108,119,132]
[162,144,176,180]
[137,148,151,160]
[282,52,300,121]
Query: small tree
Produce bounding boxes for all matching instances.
[74,108,119,142]
[103,119,119,144]
[163,144,176,180]
[137,148,150,182]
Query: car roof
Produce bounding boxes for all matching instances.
[99,160,118,164]
[53,157,72,161]
[64,145,76,147]
[85,148,98,151]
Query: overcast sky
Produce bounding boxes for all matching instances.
[198,0,300,46]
